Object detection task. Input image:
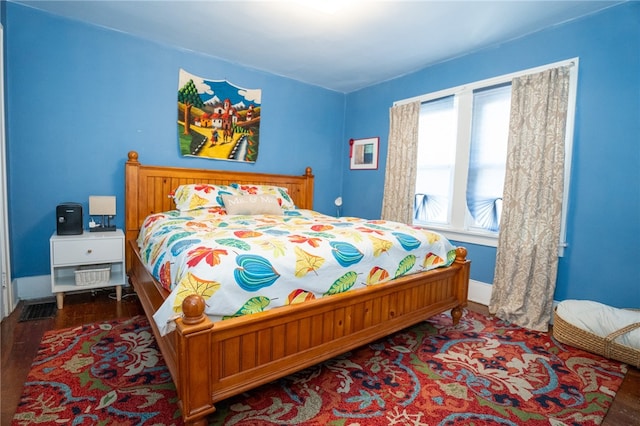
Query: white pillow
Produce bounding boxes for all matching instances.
[221,194,283,215]
[230,184,296,209]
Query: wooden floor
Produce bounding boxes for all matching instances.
[2,292,638,425]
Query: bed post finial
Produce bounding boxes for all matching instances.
[127,151,139,163]
[304,167,313,177]
[182,294,206,325]
[455,246,467,261]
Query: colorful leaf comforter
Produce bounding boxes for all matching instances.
[137,209,458,336]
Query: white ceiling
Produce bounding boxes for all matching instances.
[13,1,623,92]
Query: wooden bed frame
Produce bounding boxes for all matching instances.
[124,151,470,425]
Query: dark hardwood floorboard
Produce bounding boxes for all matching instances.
[1,296,638,425]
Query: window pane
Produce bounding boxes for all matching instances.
[414,96,456,224]
[466,84,511,232]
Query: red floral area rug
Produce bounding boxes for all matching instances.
[13,311,627,426]
[12,316,181,425]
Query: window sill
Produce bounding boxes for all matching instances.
[418,226,499,248]
[419,225,567,257]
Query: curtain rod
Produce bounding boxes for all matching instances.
[394,57,578,107]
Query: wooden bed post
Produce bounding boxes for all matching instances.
[301,166,314,209]
[175,295,216,425]
[451,246,470,325]
[125,151,140,271]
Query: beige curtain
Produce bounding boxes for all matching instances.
[381,101,420,223]
[489,66,571,332]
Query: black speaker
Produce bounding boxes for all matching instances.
[56,203,83,235]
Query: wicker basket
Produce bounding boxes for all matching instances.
[75,264,111,286]
[553,307,640,368]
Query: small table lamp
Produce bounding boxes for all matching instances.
[334,196,342,218]
[89,196,116,232]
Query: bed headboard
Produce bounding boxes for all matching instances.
[124,151,314,268]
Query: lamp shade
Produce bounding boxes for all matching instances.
[89,196,116,216]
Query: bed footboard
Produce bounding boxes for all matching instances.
[158,247,470,425]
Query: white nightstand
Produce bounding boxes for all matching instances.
[50,229,126,309]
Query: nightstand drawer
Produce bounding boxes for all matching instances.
[52,238,123,265]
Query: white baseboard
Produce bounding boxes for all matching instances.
[468,279,492,306]
[16,275,496,305]
[466,280,561,326]
[16,274,52,300]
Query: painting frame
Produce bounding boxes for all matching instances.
[350,137,379,170]
[178,69,262,163]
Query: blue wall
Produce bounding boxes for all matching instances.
[4,4,344,279]
[342,3,640,308]
[4,3,639,309]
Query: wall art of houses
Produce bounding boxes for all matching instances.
[178,69,262,163]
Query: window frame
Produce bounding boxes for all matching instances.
[395,58,578,256]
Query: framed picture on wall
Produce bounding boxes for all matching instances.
[350,137,379,170]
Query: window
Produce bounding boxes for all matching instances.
[414,84,511,237]
[414,96,456,225]
[403,59,577,253]
[465,84,511,232]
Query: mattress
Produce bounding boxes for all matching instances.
[137,208,458,335]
